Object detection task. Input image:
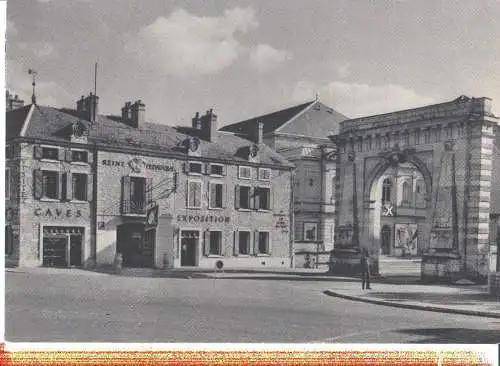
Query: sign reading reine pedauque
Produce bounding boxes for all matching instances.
[101,159,174,172]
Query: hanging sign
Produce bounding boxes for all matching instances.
[146,205,159,230]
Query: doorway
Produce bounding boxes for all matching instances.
[42,227,84,267]
[69,235,82,266]
[180,230,198,267]
[381,225,392,255]
[117,223,154,268]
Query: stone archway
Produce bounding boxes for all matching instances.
[331,96,497,282]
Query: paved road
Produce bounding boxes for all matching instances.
[5,270,500,343]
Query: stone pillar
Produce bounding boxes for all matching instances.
[464,119,495,283]
[155,214,173,269]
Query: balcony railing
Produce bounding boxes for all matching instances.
[121,200,147,215]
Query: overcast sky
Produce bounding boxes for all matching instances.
[6,0,500,127]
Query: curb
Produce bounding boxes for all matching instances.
[323,290,500,319]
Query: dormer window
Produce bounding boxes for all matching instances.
[239,166,251,179]
[210,164,224,176]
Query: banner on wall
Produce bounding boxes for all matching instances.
[394,224,418,256]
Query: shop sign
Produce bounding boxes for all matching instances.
[275,216,289,232]
[146,205,159,230]
[35,208,83,218]
[101,158,174,173]
[177,214,230,224]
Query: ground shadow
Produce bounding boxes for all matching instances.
[395,327,500,343]
[365,291,500,307]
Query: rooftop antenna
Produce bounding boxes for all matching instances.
[92,62,98,124]
[28,68,37,104]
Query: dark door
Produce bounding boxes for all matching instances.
[381,226,392,255]
[117,223,153,268]
[69,235,82,266]
[43,236,67,267]
[181,237,196,266]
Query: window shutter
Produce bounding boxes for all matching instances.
[122,176,131,213]
[33,169,43,199]
[58,148,65,161]
[186,181,191,207]
[57,172,63,200]
[183,162,188,173]
[87,174,93,202]
[233,231,239,256]
[249,187,255,210]
[254,187,260,210]
[65,150,72,162]
[268,189,273,210]
[204,231,210,256]
[146,178,153,205]
[267,233,272,255]
[234,185,240,209]
[64,173,72,201]
[222,184,227,208]
[252,231,258,255]
[204,163,210,175]
[87,152,93,165]
[222,165,227,176]
[34,145,43,159]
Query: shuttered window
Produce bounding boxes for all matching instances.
[209,183,223,209]
[72,173,88,201]
[5,168,10,200]
[187,181,202,208]
[209,231,222,255]
[238,231,250,255]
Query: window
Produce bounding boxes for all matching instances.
[209,182,223,209]
[402,133,409,146]
[188,162,203,174]
[72,173,88,201]
[382,178,392,203]
[210,164,224,176]
[42,171,59,199]
[402,181,412,205]
[257,231,270,254]
[236,185,251,209]
[208,231,222,255]
[5,168,10,200]
[255,187,271,210]
[121,176,151,214]
[72,150,88,163]
[309,178,314,187]
[304,223,318,241]
[42,147,59,160]
[5,226,13,256]
[239,166,251,179]
[239,231,250,255]
[188,181,202,208]
[258,168,271,181]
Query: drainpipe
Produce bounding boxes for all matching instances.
[91,141,98,267]
[289,169,295,268]
[318,146,325,268]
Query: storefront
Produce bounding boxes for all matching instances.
[42,226,85,267]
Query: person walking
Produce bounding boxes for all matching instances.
[360,248,372,290]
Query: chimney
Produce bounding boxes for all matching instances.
[257,121,264,144]
[6,91,25,111]
[76,93,99,122]
[200,109,218,142]
[129,100,145,128]
[121,102,132,121]
[192,112,201,129]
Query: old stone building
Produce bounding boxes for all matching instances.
[5,94,294,270]
[331,95,499,285]
[220,99,347,267]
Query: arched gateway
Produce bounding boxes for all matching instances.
[330,96,498,283]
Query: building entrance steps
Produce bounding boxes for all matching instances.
[378,255,422,277]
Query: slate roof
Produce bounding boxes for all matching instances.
[220,100,348,140]
[6,104,293,169]
[6,105,31,139]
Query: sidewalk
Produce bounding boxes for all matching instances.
[324,277,500,319]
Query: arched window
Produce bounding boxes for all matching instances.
[382,178,392,203]
[402,181,412,205]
